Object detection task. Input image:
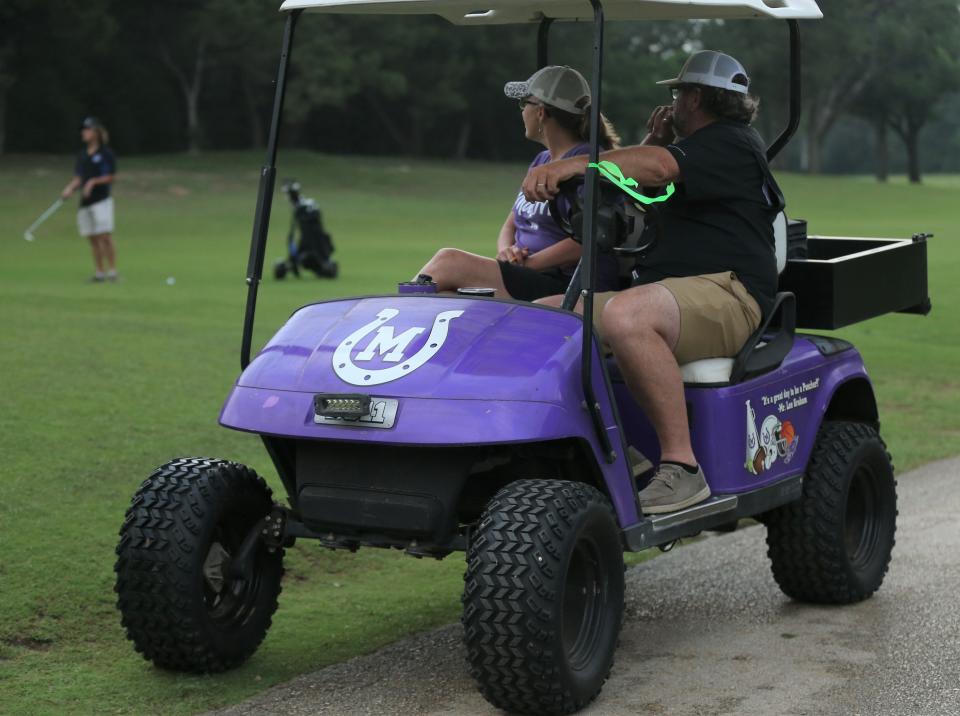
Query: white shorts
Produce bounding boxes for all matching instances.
[77,197,114,237]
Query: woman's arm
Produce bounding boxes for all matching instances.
[61,177,82,199]
[82,173,115,199]
[495,211,527,264]
[523,237,581,272]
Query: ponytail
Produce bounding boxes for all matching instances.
[544,104,621,150]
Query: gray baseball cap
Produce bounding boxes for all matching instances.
[504,65,591,115]
[656,50,750,94]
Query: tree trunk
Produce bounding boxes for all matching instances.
[241,75,265,149]
[905,124,921,184]
[890,109,926,185]
[365,92,409,152]
[873,116,888,182]
[159,40,206,154]
[0,87,7,155]
[807,122,822,175]
[454,119,471,160]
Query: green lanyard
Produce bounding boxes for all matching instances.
[588,160,675,204]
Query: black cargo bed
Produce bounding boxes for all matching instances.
[778,234,931,329]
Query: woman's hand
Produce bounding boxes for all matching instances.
[497,245,528,264]
[522,155,588,202]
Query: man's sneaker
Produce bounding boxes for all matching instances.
[106,272,120,282]
[87,274,105,283]
[638,463,711,514]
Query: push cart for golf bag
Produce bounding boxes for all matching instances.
[274,179,338,279]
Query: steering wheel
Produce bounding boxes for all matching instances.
[547,174,659,257]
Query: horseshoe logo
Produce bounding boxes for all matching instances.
[333,308,464,386]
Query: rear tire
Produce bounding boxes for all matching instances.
[114,457,284,672]
[462,480,624,715]
[764,422,896,603]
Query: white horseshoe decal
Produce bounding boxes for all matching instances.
[333,308,464,386]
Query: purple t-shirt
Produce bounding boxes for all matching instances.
[512,144,589,255]
[511,143,619,290]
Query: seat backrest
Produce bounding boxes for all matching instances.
[773,211,787,274]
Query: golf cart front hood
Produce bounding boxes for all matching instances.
[236,295,585,400]
[219,295,624,446]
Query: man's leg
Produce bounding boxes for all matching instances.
[601,284,694,465]
[602,285,710,513]
[416,248,510,296]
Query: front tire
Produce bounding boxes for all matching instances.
[114,457,284,672]
[764,421,897,603]
[462,480,624,715]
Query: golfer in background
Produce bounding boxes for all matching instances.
[61,117,118,282]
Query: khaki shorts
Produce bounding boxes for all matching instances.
[77,197,114,237]
[593,271,762,364]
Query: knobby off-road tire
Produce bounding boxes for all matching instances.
[462,480,625,716]
[114,457,284,672]
[765,421,897,604]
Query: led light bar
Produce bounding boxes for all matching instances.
[314,393,372,419]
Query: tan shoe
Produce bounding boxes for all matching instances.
[638,463,711,514]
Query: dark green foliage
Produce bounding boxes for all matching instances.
[3,0,959,174]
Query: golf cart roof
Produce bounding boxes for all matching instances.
[279,0,823,24]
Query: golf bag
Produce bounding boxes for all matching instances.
[274,180,338,280]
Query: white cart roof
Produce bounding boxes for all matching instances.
[279,0,822,24]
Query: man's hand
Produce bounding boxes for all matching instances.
[522,155,588,202]
[496,245,528,264]
[82,179,96,199]
[645,105,675,146]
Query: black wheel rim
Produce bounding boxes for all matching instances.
[844,463,883,570]
[203,522,263,628]
[561,537,605,670]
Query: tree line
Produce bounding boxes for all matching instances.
[2,0,957,182]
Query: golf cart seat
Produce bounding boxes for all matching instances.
[608,211,795,386]
[678,211,794,384]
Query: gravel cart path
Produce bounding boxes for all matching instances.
[210,455,960,716]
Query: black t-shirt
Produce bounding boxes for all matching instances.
[633,119,783,318]
[74,146,116,207]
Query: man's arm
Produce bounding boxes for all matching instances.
[521,145,679,203]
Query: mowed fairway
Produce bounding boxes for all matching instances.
[0,152,957,715]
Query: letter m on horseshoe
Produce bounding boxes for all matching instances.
[356,325,425,363]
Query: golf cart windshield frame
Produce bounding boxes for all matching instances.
[241,3,808,459]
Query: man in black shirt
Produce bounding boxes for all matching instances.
[61,117,118,282]
[524,51,784,514]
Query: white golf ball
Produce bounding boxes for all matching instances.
[166,276,176,285]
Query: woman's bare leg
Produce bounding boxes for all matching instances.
[416,248,511,297]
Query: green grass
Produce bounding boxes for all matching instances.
[0,152,956,714]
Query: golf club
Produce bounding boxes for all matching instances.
[23,197,65,241]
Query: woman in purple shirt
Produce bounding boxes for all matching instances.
[416,66,621,300]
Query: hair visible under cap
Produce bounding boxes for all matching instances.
[543,104,621,150]
[697,86,759,124]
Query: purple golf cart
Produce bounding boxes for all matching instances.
[114,1,931,714]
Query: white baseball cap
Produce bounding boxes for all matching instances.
[504,65,591,115]
[656,50,750,95]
